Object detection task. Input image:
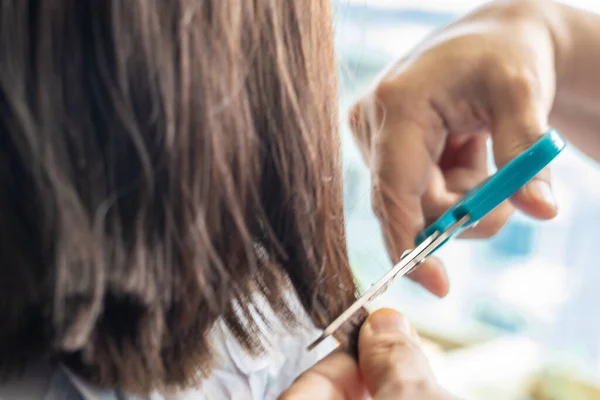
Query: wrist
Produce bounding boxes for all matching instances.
[535,1,600,145]
[470,1,569,127]
[534,1,571,107]
[510,1,600,161]
[483,1,564,78]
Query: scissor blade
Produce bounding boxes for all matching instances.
[307,214,470,351]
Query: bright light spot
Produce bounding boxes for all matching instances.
[494,263,572,323]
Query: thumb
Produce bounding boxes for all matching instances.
[358,309,445,399]
[491,85,558,220]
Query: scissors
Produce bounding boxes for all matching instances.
[308,128,566,352]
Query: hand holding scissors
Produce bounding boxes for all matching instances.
[309,129,566,354]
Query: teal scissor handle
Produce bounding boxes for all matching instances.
[416,128,566,249]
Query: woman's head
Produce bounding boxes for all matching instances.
[0,0,357,393]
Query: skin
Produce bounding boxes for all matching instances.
[280,309,449,400]
[284,1,600,397]
[349,0,600,297]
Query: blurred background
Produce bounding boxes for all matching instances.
[334,1,600,398]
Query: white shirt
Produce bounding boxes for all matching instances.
[0,299,336,400]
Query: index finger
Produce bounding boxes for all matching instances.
[370,112,450,296]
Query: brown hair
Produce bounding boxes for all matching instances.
[0,0,358,394]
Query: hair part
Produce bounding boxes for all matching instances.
[0,0,358,394]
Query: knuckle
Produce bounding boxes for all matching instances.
[494,63,540,104]
[386,337,416,360]
[493,132,540,166]
[373,79,400,107]
[505,69,538,100]
[484,53,539,104]
[372,78,415,118]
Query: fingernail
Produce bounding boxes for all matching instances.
[368,309,411,333]
[529,180,556,208]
